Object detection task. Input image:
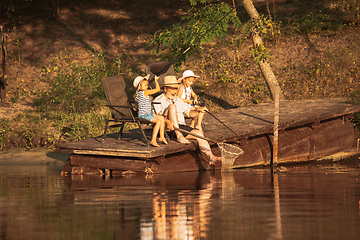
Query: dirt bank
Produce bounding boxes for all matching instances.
[0,150,69,165]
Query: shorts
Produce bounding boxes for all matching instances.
[138,113,156,122]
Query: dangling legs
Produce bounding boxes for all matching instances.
[156,115,168,145]
[188,110,204,132]
[150,116,162,147]
[186,129,221,165]
[151,115,168,146]
[194,111,205,132]
[166,104,190,144]
[190,115,197,129]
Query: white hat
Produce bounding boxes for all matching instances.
[133,74,150,88]
[178,70,200,82]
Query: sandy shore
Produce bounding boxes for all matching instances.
[0,150,69,166]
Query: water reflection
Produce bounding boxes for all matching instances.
[0,156,359,239]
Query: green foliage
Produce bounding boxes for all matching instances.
[149,2,240,68]
[34,52,118,113]
[246,83,263,95]
[189,0,210,5]
[250,43,270,63]
[290,12,343,34]
[324,0,360,25]
[1,48,134,151]
[0,114,56,150]
[44,111,108,142]
[0,119,10,150]
[244,14,282,42]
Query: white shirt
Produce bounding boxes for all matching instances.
[153,93,191,125]
[180,85,192,101]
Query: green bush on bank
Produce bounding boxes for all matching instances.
[35,51,113,113]
[0,51,133,151]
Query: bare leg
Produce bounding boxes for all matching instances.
[155,115,168,145]
[190,115,197,129]
[150,116,162,147]
[164,119,173,131]
[195,112,205,132]
[186,129,221,164]
[166,104,190,144]
[188,110,204,132]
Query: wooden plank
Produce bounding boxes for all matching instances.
[145,151,210,173]
[57,132,198,158]
[68,151,213,173]
[70,154,147,172]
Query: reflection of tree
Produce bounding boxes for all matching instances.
[270,172,283,240]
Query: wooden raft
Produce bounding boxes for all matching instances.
[57,98,360,173]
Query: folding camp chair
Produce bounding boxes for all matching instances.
[101,75,169,147]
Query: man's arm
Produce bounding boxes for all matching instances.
[153,94,166,115]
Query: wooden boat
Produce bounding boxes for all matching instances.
[57,98,360,175]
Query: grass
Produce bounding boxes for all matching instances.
[0,49,136,150]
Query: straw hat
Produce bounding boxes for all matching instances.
[177,70,200,83]
[133,74,150,88]
[162,76,181,88]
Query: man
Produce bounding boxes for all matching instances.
[153,76,221,164]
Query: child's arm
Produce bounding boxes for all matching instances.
[144,76,160,97]
[190,88,198,104]
[177,85,183,98]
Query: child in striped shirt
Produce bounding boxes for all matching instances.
[134,75,169,147]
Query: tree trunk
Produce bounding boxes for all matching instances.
[0,25,7,102]
[52,0,60,20]
[242,0,284,100]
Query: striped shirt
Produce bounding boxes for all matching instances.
[135,91,152,116]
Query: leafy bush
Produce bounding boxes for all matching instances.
[34,52,120,113]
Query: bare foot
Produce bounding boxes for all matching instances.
[165,121,174,131]
[159,138,168,145]
[195,125,203,132]
[209,155,222,165]
[150,140,160,147]
[177,136,190,144]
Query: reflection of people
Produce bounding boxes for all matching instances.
[133,74,169,147]
[177,70,202,129]
[148,174,218,239]
[153,76,221,165]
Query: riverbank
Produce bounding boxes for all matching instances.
[0,149,69,166]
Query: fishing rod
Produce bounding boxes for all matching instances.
[205,110,237,136]
[150,0,245,78]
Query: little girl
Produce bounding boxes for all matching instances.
[177,70,202,130]
[134,75,169,147]
[177,70,199,107]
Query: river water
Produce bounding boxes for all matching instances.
[0,154,359,239]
